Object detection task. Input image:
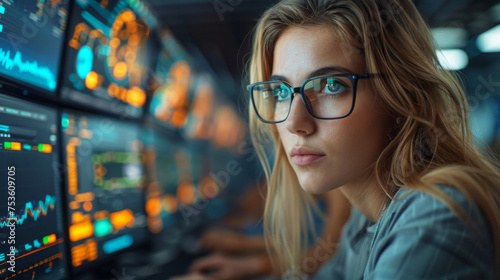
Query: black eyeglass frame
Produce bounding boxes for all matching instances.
[247,73,379,124]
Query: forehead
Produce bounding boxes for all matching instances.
[272,25,365,83]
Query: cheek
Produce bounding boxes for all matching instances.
[276,124,290,149]
[322,94,391,163]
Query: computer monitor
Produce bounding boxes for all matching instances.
[61,111,147,273]
[60,0,155,118]
[0,94,67,279]
[142,127,209,232]
[142,127,181,233]
[0,1,69,95]
[148,32,193,130]
[181,74,215,141]
[190,143,218,200]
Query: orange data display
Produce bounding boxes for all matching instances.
[148,29,193,129]
[183,75,215,140]
[61,111,148,271]
[150,60,192,129]
[70,221,94,242]
[141,128,183,233]
[212,106,247,150]
[61,0,157,118]
[71,239,98,267]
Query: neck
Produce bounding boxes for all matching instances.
[339,170,390,223]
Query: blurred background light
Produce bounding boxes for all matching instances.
[436,49,469,70]
[477,24,500,53]
[432,27,468,49]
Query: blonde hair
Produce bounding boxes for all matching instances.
[247,0,500,276]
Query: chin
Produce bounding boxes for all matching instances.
[298,176,343,194]
[299,182,331,194]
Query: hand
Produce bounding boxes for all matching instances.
[190,253,268,280]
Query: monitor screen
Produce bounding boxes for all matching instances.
[61,111,147,272]
[190,143,218,201]
[182,74,215,140]
[142,128,208,232]
[0,0,69,94]
[142,128,180,233]
[148,31,192,129]
[61,0,154,118]
[211,105,246,150]
[0,94,67,280]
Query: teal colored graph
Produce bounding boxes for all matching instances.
[0,194,56,227]
[0,49,56,90]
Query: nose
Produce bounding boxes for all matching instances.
[284,93,316,136]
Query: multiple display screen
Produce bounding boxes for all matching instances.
[0,0,158,278]
[0,1,249,279]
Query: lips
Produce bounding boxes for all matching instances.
[290,146,325,166]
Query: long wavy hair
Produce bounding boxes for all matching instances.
[247,0,500,276]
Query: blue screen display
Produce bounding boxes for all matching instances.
[0,0,69,93]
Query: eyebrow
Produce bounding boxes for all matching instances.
[270,66,356,83]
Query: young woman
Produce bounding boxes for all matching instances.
[246,0,500,279]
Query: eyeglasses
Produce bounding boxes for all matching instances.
[248,73,378,123]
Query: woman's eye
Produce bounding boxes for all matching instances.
[275,87,289,99]
[323,78,346,94]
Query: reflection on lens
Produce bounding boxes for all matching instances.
[304,76,353,118]
[252,82,291,122]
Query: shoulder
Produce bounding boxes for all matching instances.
[388,185,490,232]
[365,185,495,279]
